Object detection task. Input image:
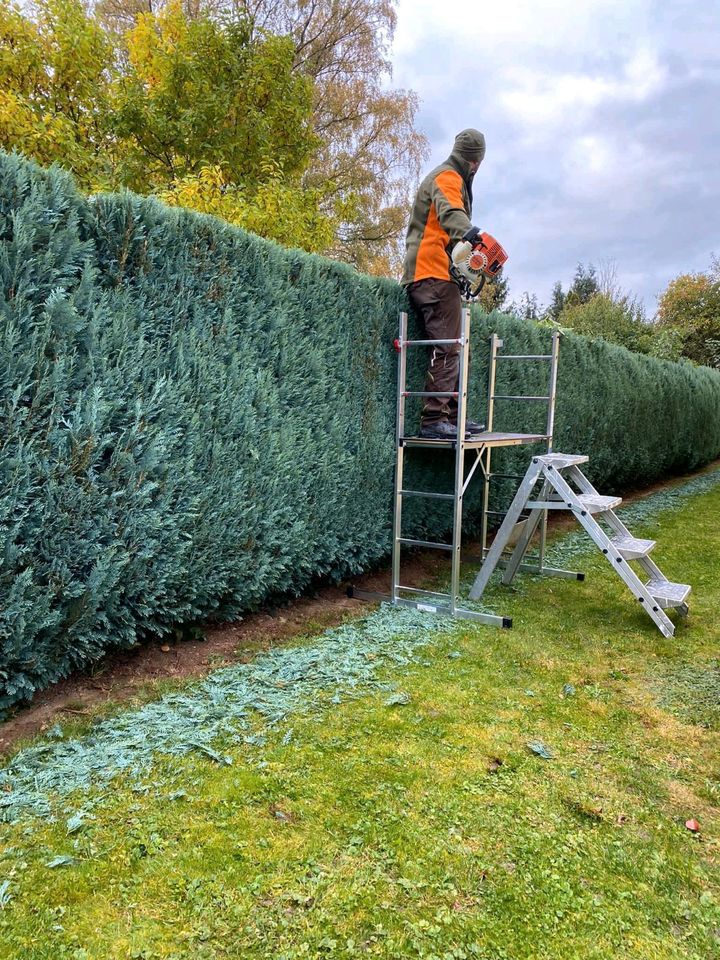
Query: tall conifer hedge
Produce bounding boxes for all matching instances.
[2,151,720,713]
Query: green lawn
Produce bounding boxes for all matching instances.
[1,479,719,959]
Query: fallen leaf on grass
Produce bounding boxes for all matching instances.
[385,691,411,707]
[270,804,295,824]
[46,855,75,869]
[0,880,11,908]
[66,813,86,835]
[285,892,314,910]
[243,733,267,747]
[190,742,232,765]
[563,798,603,822]
[527,740,553,759]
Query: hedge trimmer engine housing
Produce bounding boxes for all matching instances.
[450,231,508,298]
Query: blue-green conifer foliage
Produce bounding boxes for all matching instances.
[2,151,720,714]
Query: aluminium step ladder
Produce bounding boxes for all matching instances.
[468,452,691,637]
[350,307,572,626]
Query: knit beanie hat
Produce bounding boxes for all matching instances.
[453,128,486,162]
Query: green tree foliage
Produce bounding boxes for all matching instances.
[112,5,316,191]
[564,262,600,307]
[558,293,654,354]
[3,152,720,713]
[157,163,335,253]
[113,2,334,248]
[0,0,113,184]
[511,291,543,321]
[476,272,510,314]
[0,0,334,252]
[656,258,720,368]
[551,261,680,360]
[96,0,429,275]
[547,281,565,321]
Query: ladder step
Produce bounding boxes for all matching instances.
[537,452,589,468]
[399,489,454,500]
[577,494,622,514]
[496,354,553,360]
[492,395,550,401]
[403,391,458,398]
[398,538,453,552]
[396,585,451,599]
[610,535,656,559]
[403,338,463,347]
[645,579,691,608]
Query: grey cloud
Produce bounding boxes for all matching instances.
[394,2,720,314]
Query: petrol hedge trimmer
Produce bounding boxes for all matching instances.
[450,229,508,299]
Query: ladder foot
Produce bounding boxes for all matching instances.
[502,616,513,629]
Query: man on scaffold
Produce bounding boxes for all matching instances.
[401,128,489,441]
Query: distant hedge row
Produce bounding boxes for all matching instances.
[2,151,720,714]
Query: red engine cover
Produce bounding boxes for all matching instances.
[475,232,508,277]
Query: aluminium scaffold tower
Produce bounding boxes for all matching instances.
[350,306,575,627]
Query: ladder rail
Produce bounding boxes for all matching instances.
[450,307,471,613]
[480,333,501,559]
[404,390,458,398]
[469,458,545,600]
[399,538,454,551]
[402,338,463,347]
[564,464,665,577]
[501,479,551,584]
[538,330,561,571]
[492,395,551,401]
[541,467,676,636]
[545,331,561,449]
[496,354,553,360]
[399,489,454,500]
[461,447,484,496]
[390,311,408,603]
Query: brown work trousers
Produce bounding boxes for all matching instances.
[407,278,464,426]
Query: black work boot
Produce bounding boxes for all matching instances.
[465,420,486,434]
[419,421,470,440]
[448,420,486,435]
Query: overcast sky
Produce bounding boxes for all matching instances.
[391,0,719,314]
